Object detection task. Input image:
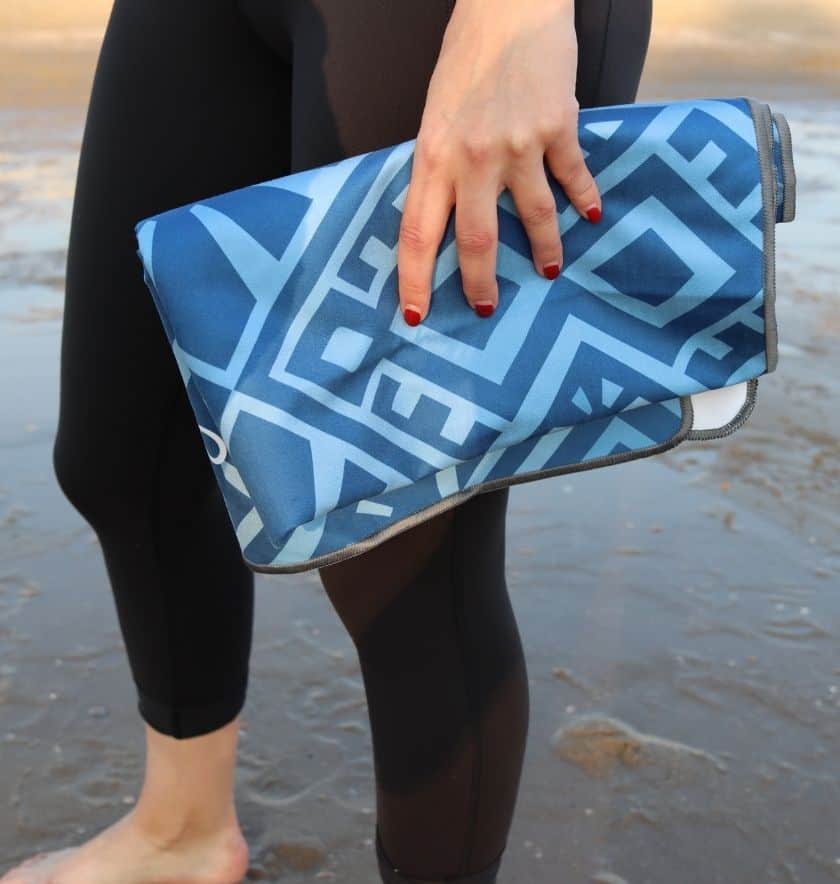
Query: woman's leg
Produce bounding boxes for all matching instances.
[54,0,296,742]
[319,489,526,883]
[303,0,654,880]
[2,0,293,881]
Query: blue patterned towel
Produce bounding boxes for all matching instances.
[135,96,796,572]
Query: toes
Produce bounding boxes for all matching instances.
[1,848,77,884]
[22,853,50,865]
[4,851,50,880]
[0,855,44,883]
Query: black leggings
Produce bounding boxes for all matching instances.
[53,0,652,879]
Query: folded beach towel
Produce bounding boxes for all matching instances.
[135,96,796,572]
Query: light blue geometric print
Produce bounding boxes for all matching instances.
[135,96,796,572]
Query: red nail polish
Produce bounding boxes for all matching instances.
[474,302,495,318]
[403,307,422,326]
[586,205,602,223]
[543,262,560,280]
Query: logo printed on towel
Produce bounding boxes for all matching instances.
[199,426,227,464]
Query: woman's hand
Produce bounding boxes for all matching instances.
[397,0,600,325]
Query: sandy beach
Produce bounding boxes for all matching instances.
[1,5,838,882]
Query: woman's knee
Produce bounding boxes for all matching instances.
[51,422,130,534]
[51,386,204,539]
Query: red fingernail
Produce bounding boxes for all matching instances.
[403,306,422,326]
[586,205,602,223]
[474,302,495,318]
[543,262,560,280]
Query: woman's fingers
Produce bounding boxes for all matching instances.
[506,141,564,279]
[398,115,600,325]
[545,126,602,225]
[397,144,454,326]
[399,132,598,325]
[453,153,502,317]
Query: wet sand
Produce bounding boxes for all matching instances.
[1,31,839,884]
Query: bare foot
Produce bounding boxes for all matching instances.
[0,808,249,884]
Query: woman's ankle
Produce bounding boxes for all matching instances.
[127,801,242,851]
[130,714,243,849]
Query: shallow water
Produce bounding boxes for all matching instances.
[1,46,838,884]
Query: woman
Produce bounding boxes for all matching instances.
[3,0,652,881]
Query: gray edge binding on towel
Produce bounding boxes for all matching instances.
[685,377,760,442]
[746,97,780,375]
[772,110,797,223]
[246,395,696,573]
[683,98,793,446]
[245,98,784,573]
